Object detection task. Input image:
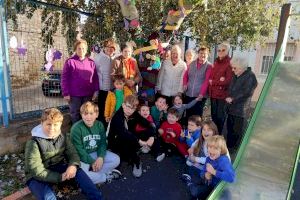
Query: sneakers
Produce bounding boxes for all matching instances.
[156,153,165,162]
[132,163,142,178]
[186,159,193,166]
[181,173,192,185]
[140,145,151,153]
[106,169,122,183]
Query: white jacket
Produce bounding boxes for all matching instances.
[156,59,187,97]
[94,51,114,91]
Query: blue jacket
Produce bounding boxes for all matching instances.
[179,129,201,147]
[201,155,235,187]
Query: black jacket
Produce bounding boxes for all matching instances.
[226,67,257,117]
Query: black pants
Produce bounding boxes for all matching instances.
[185,96,207,118]
[136,129,162,157]
[110,135,140,166]
[97,90,109,128]
[226,114,246,149]
[211,98,226,134]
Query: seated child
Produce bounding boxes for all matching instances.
[158,108,188,157]
[182,135,235,199]
[151,95,168,127]
[105,75,133,122]
[171,95,200,120]
[134,104,165,162]
[179,115,202,148]
[71,102,121,184]
[182,120,218,184]
[25,108,102,200]
[107,95,143,178]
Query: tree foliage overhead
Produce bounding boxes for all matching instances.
[6,0,284,51]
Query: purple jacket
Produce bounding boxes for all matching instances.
[61,55,99,97]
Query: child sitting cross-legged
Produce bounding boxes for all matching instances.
[134,104,165,162]
[105,74,132,122]
[25,108,102,200]
[71,101,121,184]
[182,135,235,199]
[158,108,188,157]
[179,115,202,148]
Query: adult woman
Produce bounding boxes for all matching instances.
[111,43,142,92]
[225,56,257,149]
[94,38,117,126]
[156,45,187,106]
[183,46,212,117]
[209,42,233,133]
[185,49,196,67]
[61,39,99,123]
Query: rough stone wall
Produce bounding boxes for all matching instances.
[7,10,70,89]
[0,113,72,155]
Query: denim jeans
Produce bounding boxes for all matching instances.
[27,163,102,200]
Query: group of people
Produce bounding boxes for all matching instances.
[24,38,258,199]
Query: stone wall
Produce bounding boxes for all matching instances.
[7,10,71,89]
[0,113,72,155]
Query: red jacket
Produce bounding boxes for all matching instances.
[209,56,233,99]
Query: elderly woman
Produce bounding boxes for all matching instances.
[209,42,233,133]
[225,56,257,149]
[94,38,117,127]
[183,46,212,117]
[185,49,196,67]
[61,39,99,123]
[111,43,142,92]
[156,45,187,106]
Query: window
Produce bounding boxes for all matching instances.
[261,56,273,74]
[261,56,294,74]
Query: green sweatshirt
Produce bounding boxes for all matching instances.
[25,125,80,183]
[71,120,107,165]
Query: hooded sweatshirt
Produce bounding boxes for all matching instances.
[25,124,80,183]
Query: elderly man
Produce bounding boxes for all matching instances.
[225,56,257,149]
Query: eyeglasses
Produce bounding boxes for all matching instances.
[217,49,226,52]
[124,104,136,110]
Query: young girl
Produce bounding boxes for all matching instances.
[186,120,218,169]
[171,95,200,121]
[183,135,235,199]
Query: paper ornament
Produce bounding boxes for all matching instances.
[9,36,18,49]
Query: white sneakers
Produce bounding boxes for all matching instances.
[132,163,142,178]
[156,153,165,162]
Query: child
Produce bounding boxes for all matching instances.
[151,95,168,127]
[25,108,102,200]
[158,108,188,157]
[179,115,202,148]
[71,102,121,184]
[105,75,133,122]
[134,104,165,162]
[185,120,218,170]
[107,95,143,178]
[171,95,200,120]
[183,135,235,199]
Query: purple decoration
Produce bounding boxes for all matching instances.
[124,0,129,5]
[92,44,101,54]
[44,62,53,72]
[53,50,62,60]
[124,18,129,30]
[17,47,27,56]
[139,52,144,62]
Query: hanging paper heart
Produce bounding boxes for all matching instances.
[9,36,18,49]
[53,50,62,60]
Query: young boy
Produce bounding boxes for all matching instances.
[71,101,121,184]
[105,75,133,122]
[171,95,200,120]
[180,115,202,147]
[107,95,143,178]
[151,95,168,127]
[25,108,102,200]
[158,108,188,157]
[134,104,165,162]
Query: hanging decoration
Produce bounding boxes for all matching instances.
[44,48,55,71]
[9,36,18,49]
[53,50,62,60]
[92,44,101,54]
[17,40,27,56]
[117,0,140,32]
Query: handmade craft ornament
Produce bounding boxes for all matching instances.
[9,36,18,49]
[53,50,62,60]
[17,40,27,56]
[44,48,55,71]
